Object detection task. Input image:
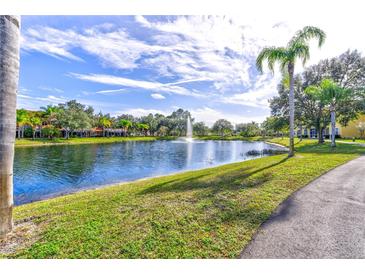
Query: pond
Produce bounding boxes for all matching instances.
[14,140,285,205]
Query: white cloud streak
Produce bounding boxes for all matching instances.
[151,93,166,100]
[70,73,205,97]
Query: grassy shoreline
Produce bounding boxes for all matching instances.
[2,138,364,258]
[15,136,177,147]
[14,135,268,148]
[15,135,365,148]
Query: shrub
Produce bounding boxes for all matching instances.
[41,126,60,139]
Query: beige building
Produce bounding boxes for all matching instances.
[296,114,365,139]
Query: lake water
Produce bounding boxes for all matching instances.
[14,140,284,205]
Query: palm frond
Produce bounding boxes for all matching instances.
[256,47,288,73]
[289,26,326,48]
[290,43,310,66]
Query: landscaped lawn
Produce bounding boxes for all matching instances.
[3,138,364,258]
[337,138,365,144]
[15,136,175,147]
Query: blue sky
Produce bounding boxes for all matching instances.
[18,15,363,125]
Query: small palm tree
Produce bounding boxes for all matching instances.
[305,79,351,147]
[256,26,326,156]
[28,116,42,139]
[118,119,132,136]
[16,109,29,138]
[137,123,149,136]
[41,105,60,126]
[99,116,112,137]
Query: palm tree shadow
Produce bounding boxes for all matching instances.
[139,156,289,195]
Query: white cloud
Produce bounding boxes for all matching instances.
[221,74,280,108]
[151,93,166,100]
[96,88,126,94]
[191,107,268,127]
[21,24,166,69]
[70,73,205,97]
[114,108,168,117]
[18,94,66,104]
[39,86,64,93]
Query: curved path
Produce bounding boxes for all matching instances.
[240,156,365,259]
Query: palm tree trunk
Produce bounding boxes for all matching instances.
[288,63,295,157]
[331,108,336,147]
[0,15,20,237]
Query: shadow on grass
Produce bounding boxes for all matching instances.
[139,157,289,195]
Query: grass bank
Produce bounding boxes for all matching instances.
[337,138,365,144]
[15,136,176,147]
[3,138,365,258]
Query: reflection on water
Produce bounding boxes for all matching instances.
[14,140,283,205]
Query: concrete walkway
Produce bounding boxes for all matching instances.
[240,156,365,259]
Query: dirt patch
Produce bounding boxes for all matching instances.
[0,220,39,256]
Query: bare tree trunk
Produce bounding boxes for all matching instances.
[0,15,20,237]
[288,63,295,157]
[331,108,336,147]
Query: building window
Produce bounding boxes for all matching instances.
[310,128,317,139]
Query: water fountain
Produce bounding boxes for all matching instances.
[172,116,194,143]
[186,116,193,140]
[183,116,194,143]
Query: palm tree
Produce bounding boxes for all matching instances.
[16,109,28,138]
[98,116,111,137]
[305,79,351,147]
[41,105,59,126]
[28,116,42,139]
[256,26,326,156]
[136,123,149,136]
[0,15,20,236]
[118,119,132,136]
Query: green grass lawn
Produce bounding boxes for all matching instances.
[337,138,365,143]
[3,138,365,258]
[15,136,176,147]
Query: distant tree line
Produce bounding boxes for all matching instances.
[16,101,263,139]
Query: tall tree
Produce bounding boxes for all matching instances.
[212,119,233,136]
[256,26,326,156]
[235,122,261,137]
[0,15,20,236]
[305,79,353,147]
[57,100,93,139]
[193,121,209,136]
